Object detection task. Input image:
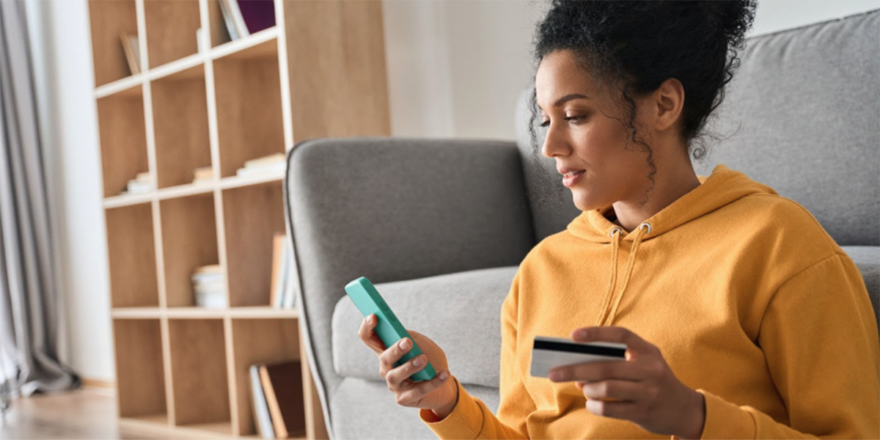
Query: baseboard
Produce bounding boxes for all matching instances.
[81,377,115,390]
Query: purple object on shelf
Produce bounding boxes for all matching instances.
[237,0,276,34]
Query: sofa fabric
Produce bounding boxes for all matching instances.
[692,11,879,246]
[332,266,517,388]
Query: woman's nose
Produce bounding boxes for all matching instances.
[541,124,571,158]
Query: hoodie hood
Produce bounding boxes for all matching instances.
[566,164,778,326]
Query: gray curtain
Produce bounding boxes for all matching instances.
[0,0,78,397]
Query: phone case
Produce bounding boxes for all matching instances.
[345,276,437,382]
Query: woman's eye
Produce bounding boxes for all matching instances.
[540,120,550,127]
[565,115,586,123]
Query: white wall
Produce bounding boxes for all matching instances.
[29,0,880,381]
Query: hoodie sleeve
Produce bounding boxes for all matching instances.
[419,269,533,439]
[678,253,880,440]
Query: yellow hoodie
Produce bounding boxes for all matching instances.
[419,164,880,439]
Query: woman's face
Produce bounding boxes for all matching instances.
[535,49,654,212]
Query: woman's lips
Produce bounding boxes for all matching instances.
[563,170,585,187]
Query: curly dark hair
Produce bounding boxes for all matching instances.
[529,0,757,206]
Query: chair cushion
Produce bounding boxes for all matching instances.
[330,377,499,440]
[332,266,518,389]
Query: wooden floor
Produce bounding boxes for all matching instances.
[0,388,187,439]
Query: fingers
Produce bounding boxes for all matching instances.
[550,359,641,383]
[358,314,386,355]
[570,326,654,358]
[385,353,428,389]
[395,370,452,407]
[580,379,641,402]
[379,335,413,379]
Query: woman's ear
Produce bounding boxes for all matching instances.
[652,78,685,133]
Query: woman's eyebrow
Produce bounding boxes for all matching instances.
[538,93,591,110]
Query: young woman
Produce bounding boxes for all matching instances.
[358,1,880,438]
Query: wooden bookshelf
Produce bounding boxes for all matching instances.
[88,0,390,438]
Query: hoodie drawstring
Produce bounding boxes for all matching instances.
[594,222,651,327]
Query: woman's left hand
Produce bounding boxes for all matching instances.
[548,326,706,439]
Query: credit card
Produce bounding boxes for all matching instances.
[530,336,627,378]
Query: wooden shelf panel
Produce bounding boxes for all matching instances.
[167,319,231,427]
[96,93,149,198]
[113,319,167,418]
[106,204,159,308]
[151,65,212,189]
[213,37,284,178]
[222,181,286,307]
[229,318,304,436]
[143,0,201,69]
[88,0,139,87]
[159,193,220,307]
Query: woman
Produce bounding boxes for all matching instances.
[358,1,880,438]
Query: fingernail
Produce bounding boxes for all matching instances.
[413,356,425,367]
[399,339,410,350]
[439,370,449,380]
[576,329,588,339]
[549,370,562,381]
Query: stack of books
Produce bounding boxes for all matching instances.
[191,265,226,308]
[236,153,286,179]
[270,233,296,309]
[122,172,152,195]
[193,166,214,184]
[218,0,276,41]
[249,360,306,439]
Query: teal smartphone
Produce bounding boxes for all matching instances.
[345,276,437,382]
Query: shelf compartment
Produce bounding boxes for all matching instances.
[88,0,139,87]
[213,38,284,178]
[143,0,201,69]
[96,92,149,198]
[106,203,159,307]
[150,65,212,189]
[229,318,305,436]
[113,319,167,419]
[167,319,232,428]
[159,193,220,307]
[222,181,285,307]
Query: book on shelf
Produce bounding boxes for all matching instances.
[193,166,214,184]
[219,0,276,41]
[258,361,306,439]
[236,153,286,178]
[192,264,227,308]
[250,364,275,439]
[269,233,296,309]
[119,33,140,75]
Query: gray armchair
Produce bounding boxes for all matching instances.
[284,10,879,439]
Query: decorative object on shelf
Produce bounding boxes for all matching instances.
[259,361,306,439]
[220,0,276,41]
[236,152,286,178]
[270,233,295,309]
[250,364,275,439]
[237,0,276,34]
[191,264,226,308]
[192,165,214,184]
[119,33,140,75]
[122,171,152,195]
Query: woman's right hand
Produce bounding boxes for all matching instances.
[358,314,459,418]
